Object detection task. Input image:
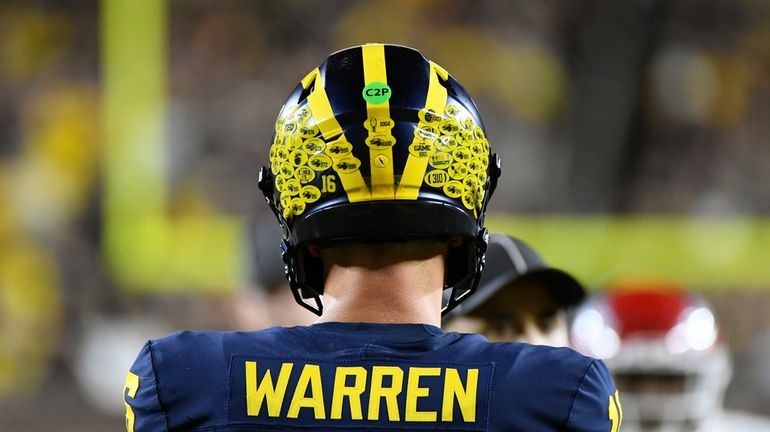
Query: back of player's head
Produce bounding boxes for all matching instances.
[258,43,500,315]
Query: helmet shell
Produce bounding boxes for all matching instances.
[259,43,500,315]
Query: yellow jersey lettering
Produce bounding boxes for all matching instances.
[287,364,326,419]
[608,390,622,432]
[239,360,487,425]
[442,368,478,422]
[124,371,139,432]
[331,366,367,420]
[246,361,293,417]
[368,366,404,421]
[405,367,441,422]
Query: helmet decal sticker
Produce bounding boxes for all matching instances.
[326,139,353,158]
[289,149,308,167]
[295,166,315,184]
[364,133,396,149]
[361,82,392,105]
[303,67,370,203]
[363,44,396,199]
[300,185,321,203]
[429,152,452,170]
[270,99,490,219]
[443,181,464,199]
[395,61,449,200]
[307,155,332,171]
[268,45,492,220]
[302,138,326,155]
[424,170,449,187]
[439,118,462,135]
[409,140,436,158]
[373,154,389,168]
[334,157,362,174]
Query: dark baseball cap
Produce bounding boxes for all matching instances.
[445,233,586,320]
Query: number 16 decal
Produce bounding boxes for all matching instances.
[321,174,336,193]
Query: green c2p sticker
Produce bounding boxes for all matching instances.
[362,82,392,104]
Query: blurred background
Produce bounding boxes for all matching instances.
[1,0,769,430]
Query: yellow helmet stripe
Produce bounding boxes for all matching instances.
[362,43,395,200]
[303,68,370,202]
[396,61,448,199]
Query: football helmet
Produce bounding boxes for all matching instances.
[571,284,732,431]
[258,43,500,316]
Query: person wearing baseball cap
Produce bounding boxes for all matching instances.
[444,233,586,347]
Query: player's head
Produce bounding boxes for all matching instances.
[444,234,585,346]
[571,284,731,432]
[258,43,501,316]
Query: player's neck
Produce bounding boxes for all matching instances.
[316,251,445,327]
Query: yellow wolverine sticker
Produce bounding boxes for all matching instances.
[436,136,458,152]
[283,121,297,134]
[366,134,396,149]
[298,124,320,138]
[467,159,483,174]
[303,138,326,155]
[463,176,478,191]
[327,140,354,159]
[279,164,295,178]
[439,119,461,135]
[274,176,286,193]
[294,107,311,123]
[448,164,469,180]
[284,179,301,196]
[300,185,321,203]
[280,193,292,210]
[418,108,442,124]
[308,155,332,171]
[444,104,461,117]
[444,181,463,198]
[452,147,471,163]
[334,158,361,174]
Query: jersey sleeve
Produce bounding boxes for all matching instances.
[564,359,622,432]
[124,341,169,432]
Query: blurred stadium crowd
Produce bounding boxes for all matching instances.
[1,0,770,430]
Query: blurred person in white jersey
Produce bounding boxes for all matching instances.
[571,283,770,432]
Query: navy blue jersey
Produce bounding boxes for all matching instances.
[124,323,621,431]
